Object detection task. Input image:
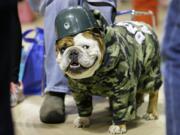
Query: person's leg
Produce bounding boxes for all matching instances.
[0,77,14,135]
[0,84,14,135]
[0,10,20,135]
[10,9,22,84]
[40,0,78,123]
[9,8,24,107]
[162,61,180,135]
[161,0,180,134]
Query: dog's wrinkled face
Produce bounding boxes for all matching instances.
[56,31,105,79]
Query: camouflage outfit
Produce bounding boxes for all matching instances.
[68,21,162,125]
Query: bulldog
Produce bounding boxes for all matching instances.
[55,7,162,134]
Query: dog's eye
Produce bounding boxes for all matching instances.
[82,45,89,49]
[60,47,67,54]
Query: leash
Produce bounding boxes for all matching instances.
[116,9,156,30]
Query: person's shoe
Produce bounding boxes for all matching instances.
[10,81,25,107]
[40,92,65,123]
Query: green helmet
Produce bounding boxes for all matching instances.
[55,6,100,41]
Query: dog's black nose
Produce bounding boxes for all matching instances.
[69,50,79,60]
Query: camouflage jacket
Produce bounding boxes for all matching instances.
[68,21,162,124]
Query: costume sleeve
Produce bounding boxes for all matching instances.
[68,78,93,117]
[72,92,93,117]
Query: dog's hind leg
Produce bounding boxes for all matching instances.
[143,90,159,120]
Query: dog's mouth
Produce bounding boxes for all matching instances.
[68,60,87,73]
[67,57,98,74]
[69,61,81,69]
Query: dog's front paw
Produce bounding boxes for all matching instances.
[73,116,90,128]
[109,124,127,134]
[143,113,158,120]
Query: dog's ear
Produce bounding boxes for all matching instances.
[56,39,61,57]
[91,31,105,62]
[55,45,59,57]
[92,29,101,36]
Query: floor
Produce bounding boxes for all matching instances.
[12,1,168,135]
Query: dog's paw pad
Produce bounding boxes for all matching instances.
[143,113,158,120]
[109,125,127,134]
[73,117,90,128]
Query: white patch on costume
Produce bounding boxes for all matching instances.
[141,25,152,34]
[125,23,138,34]
[117,22,138,34]
[116,22,126,26]
[135,31,145,44]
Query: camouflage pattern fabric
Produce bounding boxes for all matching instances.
[68,21,162,124]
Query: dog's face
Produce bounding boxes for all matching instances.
[56,31,105,79]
